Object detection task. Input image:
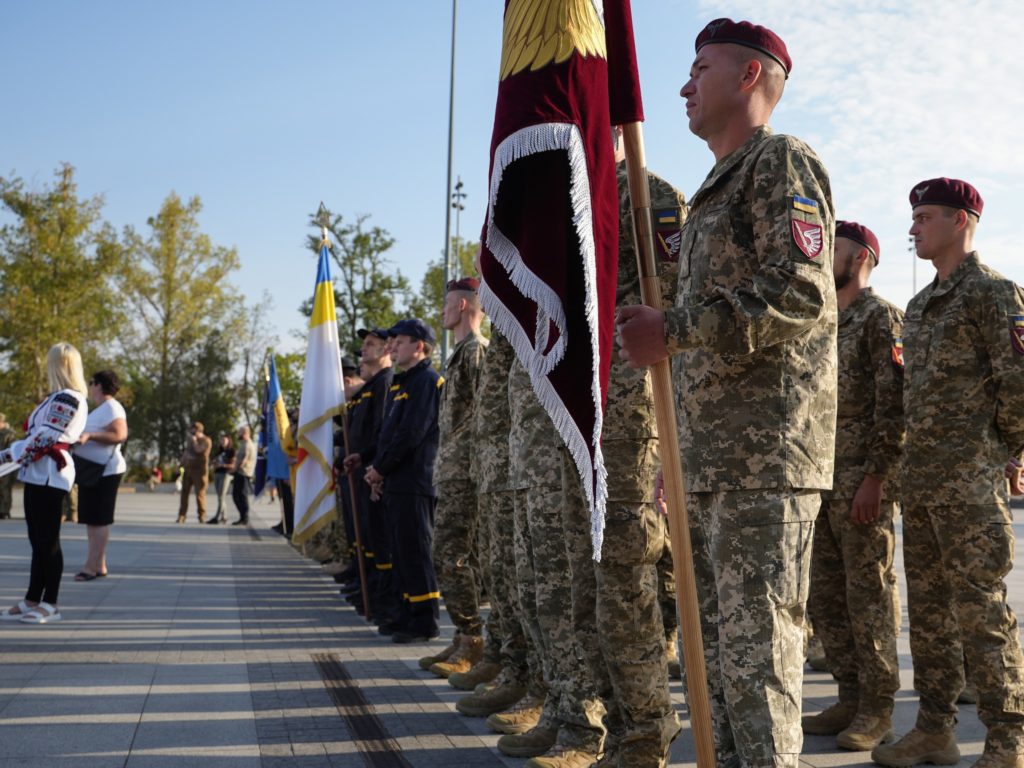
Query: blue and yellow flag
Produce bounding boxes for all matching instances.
[292,242,346,544]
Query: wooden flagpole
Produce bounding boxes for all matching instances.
[621,121,716,768]
[340,397,372,622]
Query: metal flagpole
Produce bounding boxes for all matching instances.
[441,0,459,361]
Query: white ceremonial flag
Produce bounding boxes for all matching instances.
[292,239,346,543]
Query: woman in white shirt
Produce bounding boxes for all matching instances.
[0,343,88,624]
[74,369,128,581]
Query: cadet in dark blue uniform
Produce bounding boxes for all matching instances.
[365,319,442,644]
[343,328,398,632]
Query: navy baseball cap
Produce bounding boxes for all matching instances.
[388,318,436,345]
[341,356,359,373]
[357,327,389,340]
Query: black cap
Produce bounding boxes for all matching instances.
[388,318,436,345]
[341,356,359,373]
[357,327,390,340]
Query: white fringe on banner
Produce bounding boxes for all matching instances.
[480,122,608,560]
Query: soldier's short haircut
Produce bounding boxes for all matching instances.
[421,341,434,357]
[729,45,785,106]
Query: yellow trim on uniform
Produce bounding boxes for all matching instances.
[375,563,393,571]
[436,376,445,388]
[407,591,441,603]
[394,392,409,401]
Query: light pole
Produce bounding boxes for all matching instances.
[441,0,458,362]
[451,176,466,277]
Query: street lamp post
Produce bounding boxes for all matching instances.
[452,176,466,277]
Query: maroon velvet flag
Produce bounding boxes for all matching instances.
[478,0,643,558]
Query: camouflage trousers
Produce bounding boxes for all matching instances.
[0,474,12,518]
[482,489,527,672]
[688,488,817,768]
[903,503,1024,752]
[807,498,900,715]
[658,536,678,641]
[433,479,483,636]
[513,474,605,752]
[589,438,678,766]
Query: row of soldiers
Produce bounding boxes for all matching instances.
[319,16,1024,768]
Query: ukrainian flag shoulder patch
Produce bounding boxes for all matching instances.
[792,195,819,215]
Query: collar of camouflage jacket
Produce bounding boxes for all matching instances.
[837,287,875,326]
[691,125,774,209]
[924,250,980,303]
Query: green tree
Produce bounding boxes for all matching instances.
[299,209,412,357]
[117,192,246,466]
[0,164,125,421]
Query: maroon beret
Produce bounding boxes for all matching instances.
[836,220,880,264]
[446,276,480,293]
[695,18,792,76]
[909,178,983,219]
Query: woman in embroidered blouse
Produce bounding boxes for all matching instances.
[0,342,88,624]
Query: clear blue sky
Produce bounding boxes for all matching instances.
[3,1,1021,352]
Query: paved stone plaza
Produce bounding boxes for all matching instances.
[0,485,1015,767]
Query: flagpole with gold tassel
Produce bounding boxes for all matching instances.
[318,204,371,622]
[621,122,716,768]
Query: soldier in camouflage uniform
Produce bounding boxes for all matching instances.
[803,221,903,750]
[497,359,605,768]
[453,329,532,711]
[872,179,1024,768]
[0,413,14,519]
[588,150,686,768]
[618,19,837,768]
[425,278,489,677]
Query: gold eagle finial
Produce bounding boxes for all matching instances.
[500,0,607,81]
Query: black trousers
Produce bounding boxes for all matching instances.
[232,474,252,520]
[385,491,439,636]
[365,482,400,626]
[278,480,295,534]
[24,483,66,605]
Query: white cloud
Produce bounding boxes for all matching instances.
[697,0,1024,307]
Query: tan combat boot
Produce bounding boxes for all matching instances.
[456,679,528,717]
[837,713,895,751]
[802,700,857,735]
[525,746,601,768]
[497,722,558,758]
[973,752,1024,768]
[487,694,545,734]
[806,634,829,671]
[666,638,682,681]
[430,634,484,678]
[418,633,460,671]
[871,728,960,767]
[449,659,502,690]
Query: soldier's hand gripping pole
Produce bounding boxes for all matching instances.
[622,121,715,768]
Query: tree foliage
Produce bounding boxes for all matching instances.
[0,164,126,422]
[299,209,412,357]
[117,192,246,466]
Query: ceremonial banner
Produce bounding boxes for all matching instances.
[293,242,346,543]
[253,370,270,498]
[265,355,291,482]
[478,0,644,557]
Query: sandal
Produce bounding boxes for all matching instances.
[0,600,34,621]
[75,571,99,582]
[20,602,61,624]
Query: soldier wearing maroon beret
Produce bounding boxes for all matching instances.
[873,180,1024,768]
[804,219,904,750]
[617,16,837,768]
[427,274,490,675]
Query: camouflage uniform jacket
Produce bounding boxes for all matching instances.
[902,252,1024,506]
[828,288,905,500]
[665,126,838,492]
[473,330,514,492]
[435,330,488,484]
[0,426,13,451]
[607,162,686,442]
